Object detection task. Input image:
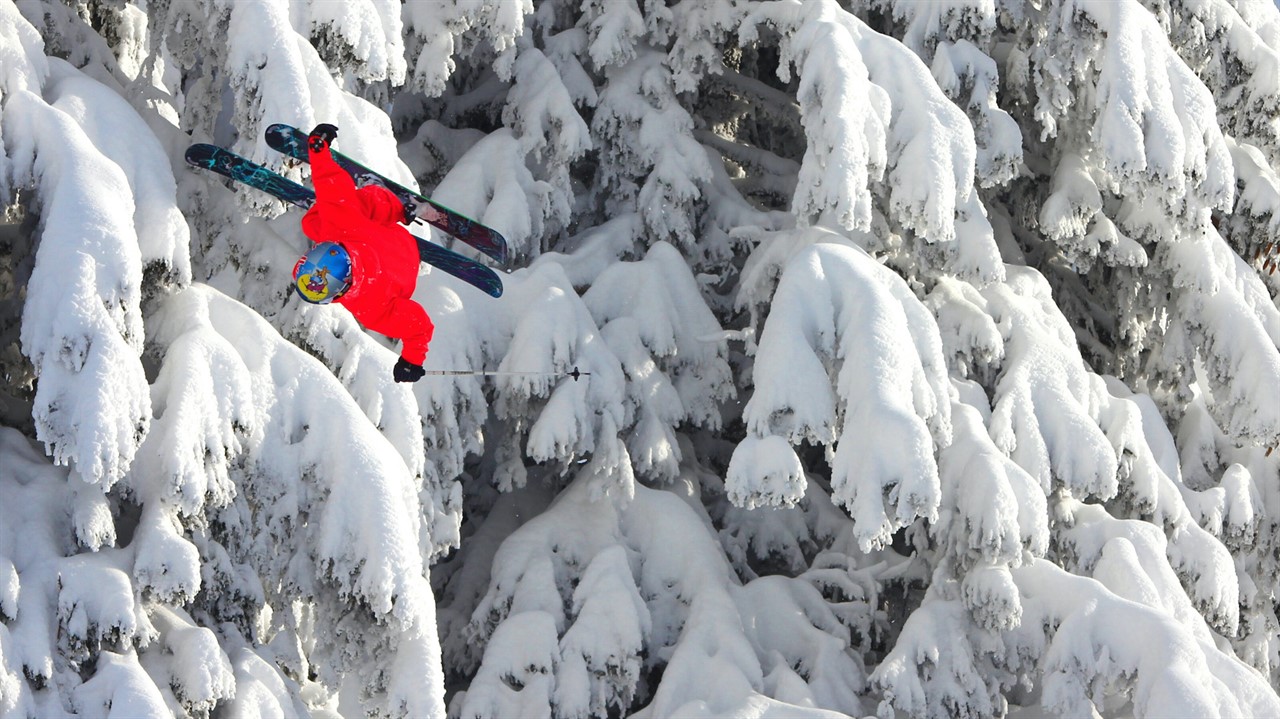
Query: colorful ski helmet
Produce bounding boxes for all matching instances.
[293,242,352,304]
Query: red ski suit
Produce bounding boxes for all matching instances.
[299,144,434,365]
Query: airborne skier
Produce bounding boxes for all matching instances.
[292,123,432,383]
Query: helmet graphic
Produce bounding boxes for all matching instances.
[293,242,352,304]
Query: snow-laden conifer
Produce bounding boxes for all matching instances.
[5,0,1280,716]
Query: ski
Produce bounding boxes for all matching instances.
[265,124,509,267]
[184,143,504,298]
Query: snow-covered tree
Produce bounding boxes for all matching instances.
[4,0,1280,716]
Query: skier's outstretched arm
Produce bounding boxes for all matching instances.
[307,125,357,201]
[305,123,407,230]
[301,124,359,242]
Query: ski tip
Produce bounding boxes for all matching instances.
[183,143,225,169]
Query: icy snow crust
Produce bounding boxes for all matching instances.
[4,0,1280,716]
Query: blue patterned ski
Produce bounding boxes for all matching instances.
[265,123,509,266]
[184,143,503,298]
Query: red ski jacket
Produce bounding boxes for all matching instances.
[300,144,434,366]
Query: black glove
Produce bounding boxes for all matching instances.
[308,123,339,152]
[393,357,426,383]
[402,200,418,224]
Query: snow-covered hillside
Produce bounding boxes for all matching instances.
[2,0,1280,717]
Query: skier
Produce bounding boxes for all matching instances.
[292,123,432,383]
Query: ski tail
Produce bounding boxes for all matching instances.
[184,144,315,210]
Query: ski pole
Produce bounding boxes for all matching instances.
[424,366,590,382]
